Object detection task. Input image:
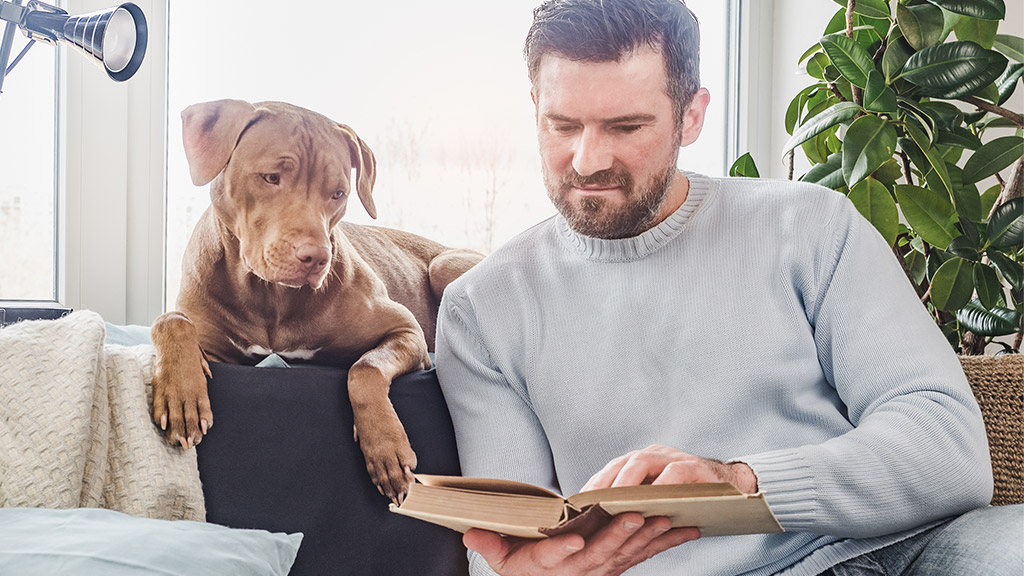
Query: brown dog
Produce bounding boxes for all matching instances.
[151,99,482,502]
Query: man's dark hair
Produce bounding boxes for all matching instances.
[524,0,700,127]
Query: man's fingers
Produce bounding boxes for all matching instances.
[582,512,646,562]
[463,529,509,566]
[652,459,721,486]
[639,526,701,559]
[464,529,584,572]
[582,454,631,491]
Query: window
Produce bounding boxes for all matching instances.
[0,30,57,302]
[164,0,731,310]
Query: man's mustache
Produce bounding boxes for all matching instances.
[562,169,633,190]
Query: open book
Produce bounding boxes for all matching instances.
[389,474,783,539]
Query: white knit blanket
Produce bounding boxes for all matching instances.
[0,310,205,521]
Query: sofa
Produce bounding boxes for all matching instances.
[1,311,1021,575]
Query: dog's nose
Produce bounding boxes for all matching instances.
[295,243,331,274]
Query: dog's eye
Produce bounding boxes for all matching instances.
[331,190,347,200]
[260,173,281,185]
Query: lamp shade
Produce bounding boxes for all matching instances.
[19,1,147,81]
[61,2,147,81]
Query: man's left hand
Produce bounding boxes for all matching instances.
[581,444,758,494]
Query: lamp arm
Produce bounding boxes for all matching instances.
[0,18,16,94]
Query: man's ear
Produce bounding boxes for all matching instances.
[678,88,711,148]
[181,99,258,186]
[337,124,377,219]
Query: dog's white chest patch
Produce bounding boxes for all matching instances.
[233,341,320,361]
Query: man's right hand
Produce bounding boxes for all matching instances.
[463,512,700,576]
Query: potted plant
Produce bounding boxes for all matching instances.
[733,0,1023,355]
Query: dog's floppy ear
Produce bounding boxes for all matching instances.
[337,123,378,219]
[181,99,258,186]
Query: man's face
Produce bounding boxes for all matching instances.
[533,46,701,239]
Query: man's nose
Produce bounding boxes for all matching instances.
[571,128,614,177]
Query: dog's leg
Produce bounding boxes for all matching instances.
[151,311,213,449]
[347,324,431,504]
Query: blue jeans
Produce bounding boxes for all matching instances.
[822,505,1023,576]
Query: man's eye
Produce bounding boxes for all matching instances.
[613,125,642,134]
[260,173,281,185]
[552,124,578,134]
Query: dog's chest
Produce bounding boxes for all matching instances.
[231,341,321,363]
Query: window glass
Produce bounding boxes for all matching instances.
[165,1,728,310]
[0,32,57,301]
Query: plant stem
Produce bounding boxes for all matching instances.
[898,150,914,186]
[1014,331,1022,353]
[959,97,1024,128]
[988,158,1024,220]
[828,83,848,102]
[845,1,864,106]
[787,150,795,180]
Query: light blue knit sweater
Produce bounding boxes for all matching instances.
[435,173,993,576]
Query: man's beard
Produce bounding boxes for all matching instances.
[545,161,677,240]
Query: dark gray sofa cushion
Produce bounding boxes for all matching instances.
[196,363,468,576]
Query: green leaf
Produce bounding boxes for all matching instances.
[895,184,959,249]
[899,98,938,144]
[927,250,950,283]
[897,3,946,50]
[956,300,1022,336]
[799,42,824,64]
[883,36,915,82]
[962,136,1024,184]
[993,34,1024,62]
[918,101,964,130]
[930,256,975,311]
[975,82,1001,104]
[863,70,897,114]
[946,235,980,261]
[939,164,981,223]
[800,152,846,190]
[849,178,899,246]
[806,52,831,80]
[923,0,1005,21]
[906,122,954,200]
[804,130,833,165]
[974,263,1005,309]
[786,88,811,136]
[830,0,892,20]
[987,197,1024,250]
[936,127,982,150]
[900,41,1009,99]
[729,153,760,178]
[820,34,877,88]
[784,101,861,155]
[953,16,998,49]
[996,62,1023,105]
[979,184,1001,217]
[874,158,904,184]
[908,249,928,285]
[843,114,898,187]
[988,249,1023,292]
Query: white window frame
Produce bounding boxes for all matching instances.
[61,0,166,325]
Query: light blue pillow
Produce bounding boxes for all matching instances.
[0,508,302,576]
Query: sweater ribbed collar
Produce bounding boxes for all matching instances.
[555,172,711,262]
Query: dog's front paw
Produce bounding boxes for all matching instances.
[152,353,213,450]
[353,407,417,504]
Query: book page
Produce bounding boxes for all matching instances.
[392,481,567,538]
[416,474,561,498]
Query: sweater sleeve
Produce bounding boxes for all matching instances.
[737,200,993,537]
[435,286,560,576]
